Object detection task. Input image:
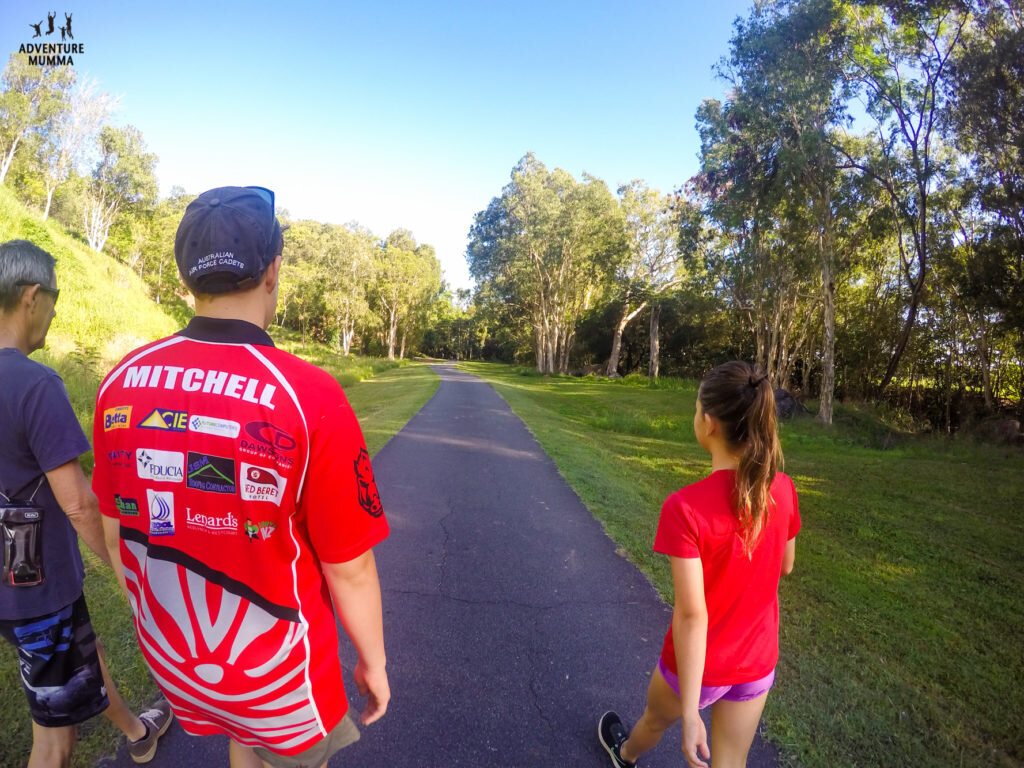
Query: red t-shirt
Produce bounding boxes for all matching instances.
[92,317,388,755]
[654,470,800,686]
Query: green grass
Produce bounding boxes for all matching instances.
[1,185,439,767]
[458,362,1024,768]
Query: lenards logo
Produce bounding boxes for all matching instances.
[21,12,84,65]
[104,406,131,431]
[138,408,188,432]
[240,463,287,506]
[186,508,239,535]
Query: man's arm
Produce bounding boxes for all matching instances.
[45,459,111,568]
[321,549,389,725]
[101,513,128,597]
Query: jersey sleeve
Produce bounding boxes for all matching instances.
[787,476,801,540]
[24,372,90,474]
[301,394,389,563]
[653,492,700,558]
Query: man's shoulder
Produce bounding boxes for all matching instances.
[262,347,345,397]
[0,350,62,394]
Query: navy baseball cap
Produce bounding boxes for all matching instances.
[174,186,284,294]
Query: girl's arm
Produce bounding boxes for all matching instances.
[670,555,710,768]
[782,537,796,575]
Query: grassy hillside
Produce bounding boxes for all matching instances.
[460,363,1024,768]
[0,189,438,767]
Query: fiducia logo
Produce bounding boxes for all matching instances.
[20,12,84,65]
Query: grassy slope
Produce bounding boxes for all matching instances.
[0,190,438,767]
[459,363,1024,768]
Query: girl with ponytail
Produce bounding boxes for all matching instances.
[599,361,800,768]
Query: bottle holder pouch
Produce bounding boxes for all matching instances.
[0,504,44,587]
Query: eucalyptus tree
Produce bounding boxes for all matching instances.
[604,180,681,377]
[0,54,73,184]
[83,125,157,253]
[37,76,116,220]
[720,0,849,421]
[371,230,441,360]
[838,0,970,392]
[468,153,623,374]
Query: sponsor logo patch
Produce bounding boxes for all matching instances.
[186,507,239,535]
[146,489,175,536]
[186,452,236,494]
[138,408,188,431]
[189,415,240,439]
[240,463,287,506]
[354,447,383,517]
[244,518,277,541]
[114,494,139,516]
[240,421,296,469]
[106,448,133,467]
[137,449,184,483]
[103,406,131,431]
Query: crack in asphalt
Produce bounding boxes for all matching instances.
[435,491,456,592]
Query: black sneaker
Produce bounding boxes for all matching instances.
[598,711,636,767]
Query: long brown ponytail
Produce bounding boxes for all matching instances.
[698,361,783,555]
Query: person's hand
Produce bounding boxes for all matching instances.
[681,712,710,768]
[353,659,390,725]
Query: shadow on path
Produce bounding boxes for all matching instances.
[98,364,779,767]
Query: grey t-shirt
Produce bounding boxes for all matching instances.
[0,348,90,619]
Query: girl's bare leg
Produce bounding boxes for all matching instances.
[620,666,682,763]
[708,692,769,768]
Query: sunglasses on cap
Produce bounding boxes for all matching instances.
[16,281,59,304]
[246,186,275,218]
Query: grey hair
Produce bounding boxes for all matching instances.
[0,240,57,312]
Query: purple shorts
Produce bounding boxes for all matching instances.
[658,659,775,710]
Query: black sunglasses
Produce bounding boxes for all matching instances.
[16,280,59,303]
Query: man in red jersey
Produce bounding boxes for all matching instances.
[92,187,390,768]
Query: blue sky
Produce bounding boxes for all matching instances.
[2,0,752,289]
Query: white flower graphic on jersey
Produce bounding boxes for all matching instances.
[120,539,326,750]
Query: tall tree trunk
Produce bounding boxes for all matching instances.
[817,204,836,425]
[977,316,994,411]
[605,301,647,377]
[387,308,398,360]
[648,303,661,379]
[400,329,407,360]
[0,137,21,184]
[42,184,55,221]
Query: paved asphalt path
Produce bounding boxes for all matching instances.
[99,364,778,767]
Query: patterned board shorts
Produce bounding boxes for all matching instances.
[0,594,109,727]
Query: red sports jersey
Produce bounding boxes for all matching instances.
[92,317,388,755]
[654,470,800,686]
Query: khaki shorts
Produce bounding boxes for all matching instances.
[252,713,360,768]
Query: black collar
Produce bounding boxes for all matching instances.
[176,316,276,347]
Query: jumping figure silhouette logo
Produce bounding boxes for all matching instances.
[30,21,43,38]
[65,13,73,39]
[46,11,55,35]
